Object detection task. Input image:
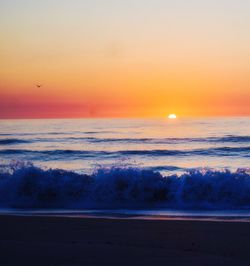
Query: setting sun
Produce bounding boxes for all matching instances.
[168,114,177,119]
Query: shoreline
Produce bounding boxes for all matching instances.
[0,215,250,265]
[2,213,250,223]
[1,208,250,223]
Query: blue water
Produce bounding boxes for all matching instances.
[0,117,250,218]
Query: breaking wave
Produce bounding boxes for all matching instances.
[0,162,250,209]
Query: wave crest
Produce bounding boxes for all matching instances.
[1,146,250,158]
[0,139,30,145]
[0,162,250,209]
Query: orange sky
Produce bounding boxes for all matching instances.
[0,1,250,118]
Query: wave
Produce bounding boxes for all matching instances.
[0,149,110,158]
[0,139,31,145]
[0,162,250,209]
[216,135,250,143]
[0,131,114,137]
[1,135,250,146]
[0,132,67,136]
[1,146,250,158]
[147,166,184,171]
[118,147,250,156]
[87,135,250,144]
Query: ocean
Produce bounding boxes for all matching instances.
[0,117,250,220]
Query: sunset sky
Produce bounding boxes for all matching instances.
[0,0,250,118]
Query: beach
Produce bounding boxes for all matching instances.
[0,215,249,265]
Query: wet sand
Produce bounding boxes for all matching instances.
[0,215,249,265]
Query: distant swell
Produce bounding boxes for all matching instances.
[87,135,250,144]
[1,146,250,158]
[0,139,30,145]
[217,135,250,143]
[0,163,250,209]
[0,135,250,145]
[0,131,114,137]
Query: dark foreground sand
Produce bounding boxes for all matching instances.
[0,215,250,266]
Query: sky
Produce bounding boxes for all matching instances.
[0,0,250,118]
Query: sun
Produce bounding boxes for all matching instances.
[168,114,177,119]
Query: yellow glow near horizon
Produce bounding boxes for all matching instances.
[168,114,177,119]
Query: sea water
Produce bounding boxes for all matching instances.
[0,117,250,219]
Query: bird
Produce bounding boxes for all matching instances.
[36,84,42,88]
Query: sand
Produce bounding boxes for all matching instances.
[0,215,250,265]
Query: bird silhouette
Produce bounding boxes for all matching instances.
[36,84,42,88]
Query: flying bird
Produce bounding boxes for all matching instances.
[36,84,42,88]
